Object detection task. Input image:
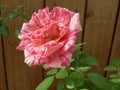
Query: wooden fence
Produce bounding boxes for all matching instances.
[0,0,120,90]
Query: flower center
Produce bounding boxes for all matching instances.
[32,25,60,46]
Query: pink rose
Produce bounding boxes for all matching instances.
[17,7,82,68]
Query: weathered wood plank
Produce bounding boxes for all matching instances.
[0,37,7,90]
[45,0,86,89]
[110,2,120,62]
[83,0,119,75]
[1,0,44,90]
[107,3,120,76]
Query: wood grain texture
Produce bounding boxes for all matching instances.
[0,37,7,90]
[1,0,44,90]
[110,2,120,61]
[45,0,86,89]
[107,2,120,76]
[83,0,119,75]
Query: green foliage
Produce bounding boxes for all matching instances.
[66,78,75,89]
[9,11,19,20]
[0,17,3,25]
[47,68,57,75]
[68,72,84,79]
[14,29,20,37]
[57,81,65,90]
[0,25,9,37]
[111,59,120,66]
[19,13,29,20]
[77,66,91,72]
[74,42,87,51]
[35,43,120,90]
[0,3,4,11]
[36,76,54,90]
[80,89,89,90]
[56,68,68,79]
[104,66,118,71]
[88,73,113,90]
[72,51,98,67]
[43,64,47,69]
[110,78,120,83]
[110,74,119,78]
[0,3,29,37]
[80,52,98,66]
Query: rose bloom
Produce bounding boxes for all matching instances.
[17,7,82,68]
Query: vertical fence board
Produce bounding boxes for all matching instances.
[107,3,120,76]
[83,0,119,75]
[1,0,44,90]
[45,0,86,89]
[0,37,7,90]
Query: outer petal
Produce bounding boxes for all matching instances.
[24,45,48,66]
[69,13,82,33]
[16,39,31,50]
[18,23,29,39]
[24,49,47,66]
[50,7,74,25]
[46,52,72,68]
[24,41,64,66]
[27,7,50,30]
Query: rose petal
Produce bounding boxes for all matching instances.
[69,13,82,33]
[46,52,72,68]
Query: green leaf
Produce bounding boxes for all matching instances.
[75,78,85,87]
[66,78,75,89]
[110,78,120,83]
[111,59,120,66]
[92,86,102,90]
[0,4,4,10]
[111,82,120,90]
[67,72,85,87]
[36,76,54,90]
[110,74,119,78]
[0,17,3,25]
[79,80,89,89]
[0,25,9,37]
[80,53,98,66]
[43,64,47,69]
[80,89,89,90]
[104,66,118,71]
[74,60,86,67]
[56,68,68,79]
[74,42,87,51]
[47,69,57,75]
[71,58,75,63]
[77,66,91,72]
[20,13,29,19]
[9,12,19,20]
[57,81,65,90]
[71,56,86,67]
[88,73,113,90]
[69,72,84,78]
[14,29,20,37]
